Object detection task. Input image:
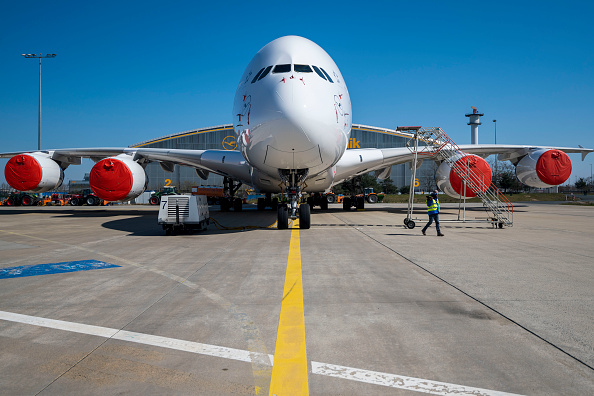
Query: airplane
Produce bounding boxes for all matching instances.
[2,35,592,229]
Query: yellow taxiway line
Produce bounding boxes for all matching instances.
[269,219,309,395]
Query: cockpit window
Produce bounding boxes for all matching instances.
[294,64,313,73]
[251,67,265,83]
[320,67,334,83]
[257,65,273,81]
[312,65,326,80]
[272,64,292,73]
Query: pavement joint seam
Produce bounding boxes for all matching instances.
[329,212,594,373]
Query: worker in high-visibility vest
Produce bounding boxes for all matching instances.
[422,190,444,236]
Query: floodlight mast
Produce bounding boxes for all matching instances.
[21,53,57,150]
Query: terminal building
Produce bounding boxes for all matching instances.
[130,124,435,191]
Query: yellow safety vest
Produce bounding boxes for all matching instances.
[427,197,439,214]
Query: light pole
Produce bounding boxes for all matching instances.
[21,53,57,150]
[493,119,497,178]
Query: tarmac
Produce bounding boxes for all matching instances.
[0,202,592,395]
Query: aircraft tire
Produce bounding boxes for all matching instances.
[320,199,328,210]
[233,198,243,212]
[257,198,265,211]
[299,204,310,229]
[356,196,365,210]
[277,205,289,229]
[343,197,351,211]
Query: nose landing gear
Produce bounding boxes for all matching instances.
[277,169,310,230]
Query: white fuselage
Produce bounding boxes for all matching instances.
[232,36,352,192]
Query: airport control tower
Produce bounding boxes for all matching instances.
[465,106,483,145]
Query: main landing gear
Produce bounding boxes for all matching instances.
[341,177,365,211]
[277,169,310,230]
[220,177,243,212]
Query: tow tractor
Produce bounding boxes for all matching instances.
[149,186,178,205]
[1,192,40,206]
[69,189,103,206]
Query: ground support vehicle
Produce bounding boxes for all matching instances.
[191,186,225,205]
[158,195,209,235]
[1,192,41,206]
[69,189,103,206]
[149,186,178,205]
[358,187,380,203]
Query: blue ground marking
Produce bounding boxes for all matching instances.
[0,260,121,279]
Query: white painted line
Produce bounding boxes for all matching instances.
[311,362,522,396]
[0,310,521,395]
[0,310,271,365]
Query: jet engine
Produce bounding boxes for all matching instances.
[515,149,571,188]
[89,155,147,202]
[4,153,64,193]
[436,154,492,199]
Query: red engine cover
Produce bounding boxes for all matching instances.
[90,158,133,201]
[449,155,492,198]
[536,150,572,185]
[5,155,42,191]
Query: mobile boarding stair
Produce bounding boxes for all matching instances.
[404,127,513,229]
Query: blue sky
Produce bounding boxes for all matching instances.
[1,1,593,184]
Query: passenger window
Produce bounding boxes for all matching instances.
[312,66,327,80]
[320,67,333,83]
[251,67,265,83]
[258,65,273,81]
[272,64,292,73]
[294,64,313,73]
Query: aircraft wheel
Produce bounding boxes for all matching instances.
[233,198,243,212]
[356,196,365,210]
[320,199,328,210]
[257,198,265,211]
[342,197,351,211]
[277,205,289,229]
[299,204,311,229]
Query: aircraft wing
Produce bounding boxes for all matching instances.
[0,147,253,184]
[334,144,593,184]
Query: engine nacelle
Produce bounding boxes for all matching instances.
[436,154,492,199]
[516,149,571,188]
[90,155,147,202]
[4,153,64,193]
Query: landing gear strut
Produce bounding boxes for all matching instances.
[221,177,243,212]
[277,169,310,229]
